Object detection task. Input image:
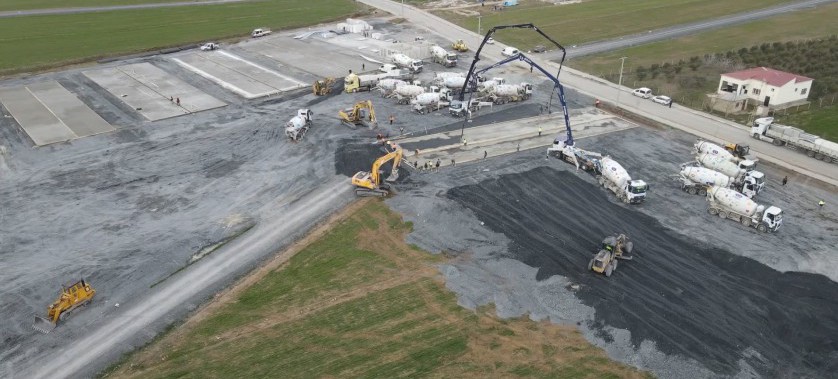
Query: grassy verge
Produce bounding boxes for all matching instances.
[102,200,652,379]
[0,0,364,75]
[432,0,792,50]
[0,0,178,12]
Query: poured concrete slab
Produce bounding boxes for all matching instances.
[173,51,305,99]
[84,63,225,121]
[244,38,369,78]
[0,81,113,146]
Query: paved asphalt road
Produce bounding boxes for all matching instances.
[0,0,247,18]
[360,0,838,186]
[549,0,838,59]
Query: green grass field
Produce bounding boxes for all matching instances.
[102,200,653,379]
[434,0,793,50]
[0,0,362,75]
[775,104,838,140]
[0,0,178,12]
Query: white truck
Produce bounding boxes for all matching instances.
[411,92,451,114]
[547,143,602,172]
[376,78,406,97]
[430,45,458,67]
[486,83,532,104]
[696,153,763,198]
[393,84,425,105]
[751,117,838,163]
[200,42,219,51]
[285,109,313,142]
[678,166,732,196]
[344,70,413,93]
[251,28,272,38]
[596,157,648,204]
[391,53,423,73]
[448,99,494,117]
[706,186,783,233]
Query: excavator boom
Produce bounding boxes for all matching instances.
[338,100,378,129]
[352,146,403,197]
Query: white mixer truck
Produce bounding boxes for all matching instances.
[596,157,648,204]
[285,109,313,142]
[411,92,451,114]
[486,83,532,104]
[391,53,423,73]
[376,78,406,97]
[678,166,732,196]
[706,186,783,232]
[393,84,425,105]
[430,45,458,67]
[694,140,758,172]
[696,153,763,198]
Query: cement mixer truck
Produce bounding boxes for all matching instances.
[706,186,782,232]
[393,84,424,105]
[694,140,758,173]
[595,157,648,204]
[376,78,406,97]
[411,91,451,114]
[486,83,532,104]
[391,53,423,73]
[430,45,458,67]
[285,109,313,142]
[696,153,763,198]
[678,166,732,196]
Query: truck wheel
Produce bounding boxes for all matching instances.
[807,150,816,157]
[822,156,832,163]
[815,153,824,160]
[718,211,727,219]
[613,260,618,270]
[773,140,783,146]
[752,133,759,139]
[708,208,718,215]
[688,187,697,195]
[757,224,768,233]
[741,218,751,227]
[605,266,613,277]
[699,188,707,196]
[588,259,594,271]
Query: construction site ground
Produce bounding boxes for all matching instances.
[1,16,836,379]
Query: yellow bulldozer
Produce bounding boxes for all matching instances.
[33,279,96,333]
[313,77,335,96]
[338,100,377,129]
[352,144,403,197]
[452,39,469,52]
[588,234,634,277]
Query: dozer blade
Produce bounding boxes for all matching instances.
[616,254,633,261]
[33,315,56,334]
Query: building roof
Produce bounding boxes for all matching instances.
[722,67,812,87]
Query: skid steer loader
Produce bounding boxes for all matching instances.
[33,279,96,333]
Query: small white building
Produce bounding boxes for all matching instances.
[712,67,812,113]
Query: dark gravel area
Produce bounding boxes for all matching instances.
[447,166,838,377]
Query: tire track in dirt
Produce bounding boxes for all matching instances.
[447,167,838,377]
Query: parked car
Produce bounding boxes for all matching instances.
[632,87,652,99]
[652,95,672,105]
[200,42,219,51]
[486,37,495,44]
[532,45,546,53]
[501,47,519,57]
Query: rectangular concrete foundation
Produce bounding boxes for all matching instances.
[84,63,226,121]
[244,38,370,78]
[0,81,114,146]
[172,51,305,99]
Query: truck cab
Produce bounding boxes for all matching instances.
[379,64,397,73]
[449,100,466,117]
[625,180,648,203]
[251,28,271,38]
[761,206,783,232]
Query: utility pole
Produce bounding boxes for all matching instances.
[477,15,482,35]
[402,0,405,16]
[616,56,627,108]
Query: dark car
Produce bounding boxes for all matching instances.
[532,45,546,53]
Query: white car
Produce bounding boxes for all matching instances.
[200,43,219,51]
[486,37,495,44]
[501,47,519,57]
[632,87,652,99]
[652,95,672,105]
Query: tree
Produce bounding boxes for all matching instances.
[635,66,648,81]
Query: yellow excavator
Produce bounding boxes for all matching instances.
[352,144,403,197]
[33,279,96,333]
[452,39,469,52]
[338,100,377,129]
[313,77,335,96]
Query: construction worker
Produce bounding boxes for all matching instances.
[819,200,825,208]
[176,97,180,106]
[462,137,468,146]
[435,159,440,171]
[538,126,543,137]
[595,99,601,108]
[782,176,788,186]
[484,150,487,159]
[451,159,455,166]
[389,115,395,125]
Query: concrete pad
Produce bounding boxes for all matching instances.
[244,38,369,78]
[0,81,115,146]
[0,86,76,145]
[26,81,114,138]
[85,63,225,121]
[118,63,226,114]
[173,51,305,99]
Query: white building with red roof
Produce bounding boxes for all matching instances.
[716,66,813,108]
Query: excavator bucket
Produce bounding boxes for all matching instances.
[33,315,56,334]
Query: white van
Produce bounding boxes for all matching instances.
[632,87,652,99]
[501,47,520,57]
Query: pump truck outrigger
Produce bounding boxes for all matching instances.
[456,23,575,164]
